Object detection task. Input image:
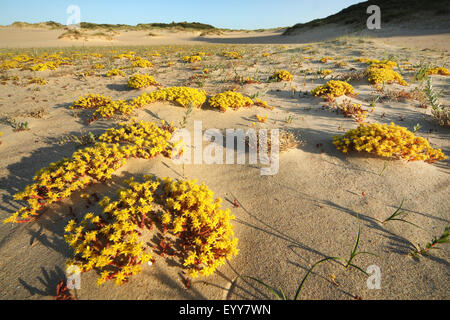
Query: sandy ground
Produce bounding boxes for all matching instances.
[0,28,449,300]
[1,26,449,50]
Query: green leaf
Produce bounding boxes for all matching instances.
[245,276,285,300]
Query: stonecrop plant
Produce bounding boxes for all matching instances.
[127,74,159,89]
[28,77,47,85]
[69,87,208,122]
[65,188,155,286]
[333,122,447,163]
[223,51,243,59]
[159,177,239,279]
[426,67,450,76]
[366,63,408,86]
[311,80,356,99]
[70,94,114,110]
[3,120,181,224]
[131,58,154,68]
[208,91,253,112]
[92,63,106,70]
[106,69,126,77]
[131,86,207,108]
[270,70,294,82]
[65,176,238,286]
[182,55,202,63]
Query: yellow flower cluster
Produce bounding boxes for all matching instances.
[357,58,397,68]
[366,63,408,86]
[0,131,2,145]
[70,87,207,121]
[320,56,334,63]
[333,122,447,163]
[114,52,136,60]
[271,70,294,82]
[311,80,356,99]
[132,58,154,68]
[182,56,202,63]
[99,119,180,159]
[91,100,134,121]
[29,77,47,85]
[31,61,60,71]
[234,75,259,85]
[70,94,113,110]
[159,177,239,279]
[92,64,105,70]
[0,52,70,71]
[146,51,161,57]
[131,87,207,108]
[64,179,157,286]
[253,98,274,110]
[69,94,133,122]
[335,61,347,68]
[65,175,238,286]
[208,91,253,112]
[223,51,243,59]
[4,120,180,224]
[256,115,268,123]
[106,68,126,77]
[12,54,34,62]
[321,69,333,76]
[0,60,20,70]
[127,74,159,89]
[426,67,450,76]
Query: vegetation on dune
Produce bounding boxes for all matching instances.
[0,37,448,296]
[283,0,450,35]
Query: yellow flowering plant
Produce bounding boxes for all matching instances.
[130,87,207,109]
[28,77,47,85]
[320,56,334,63]
[92,63,105,70]
[4,120,181,224]
[270,70,294,82]
[65,179,158,286]
[223,51,243,59]
[208,91,253,112]
[366,63,408,86]
[131,58,154,68]
[256,115,268,123]
[426,67,450,76]
[65,176,238,286]
[70,94,113,110]
[311,80,356,99]
[158,177,239,279]
[182,56,202,63]
[127,74,159,89]
[106,69,126,77]
[333,122,447,163]
[31,61,60,71]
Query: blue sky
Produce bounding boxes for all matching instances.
[0,0,363,30]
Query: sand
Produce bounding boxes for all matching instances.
[0,26,449,300]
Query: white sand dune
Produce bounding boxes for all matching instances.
[0,26,448,300]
